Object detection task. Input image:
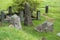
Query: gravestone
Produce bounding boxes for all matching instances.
[20,10,24,22]
[45,6,49,13]
[11,14,22,29]
[24,2,33,26]
[5,15,12,23]
[0,11,1,21]
[35,21,53,32]
[1,11,5,23]
[8,6,12,16]
[36,10,40,20]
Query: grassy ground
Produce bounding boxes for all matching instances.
[0,0,12,10]
[0,0,60,40]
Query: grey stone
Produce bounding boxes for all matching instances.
[1,11,5,23]
[11,14,22,29]
[24,2,33,26]
[35,21,53,32]
[20,10,24,22]
[5,15,12,23]
[5,14,22,29]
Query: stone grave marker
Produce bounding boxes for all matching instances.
[8,6,12,16]
[20,10,24,22]
[10,14,22,29]
[1,11,5,23]
[45,5,49,13]
[35,21,53,32]
[36,10,40,20]
[47,22,53,32]
[24,2,33,26]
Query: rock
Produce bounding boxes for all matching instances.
[24,2,33,26]
[11,14,22,29]
[35,21,53,32]
[57,33,60,36]
[5,15,12,23]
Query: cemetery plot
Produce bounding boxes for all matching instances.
[0,0,60,40]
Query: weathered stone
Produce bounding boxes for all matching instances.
[20,10,24,22]
[1,11,5,23]
[5,14,22,29]
[11,14,22,29]
[5,15,12,23]
[24,2,33,26]
[35,21,53,32]
[47,22,53,32]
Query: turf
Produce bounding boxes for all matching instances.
[0,0,12,10]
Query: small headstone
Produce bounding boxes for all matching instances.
[35,21,53,32]
[45,5,49,13]
[20,10,24,22]
[24,2,33,26]
[36,10,40,20]
[1,11,5,23]
[11,14,22,29]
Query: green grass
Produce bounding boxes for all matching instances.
[0,0,60,40]
[0,0,12,10]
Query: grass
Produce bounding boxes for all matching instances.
[0,0,12,10]
[0,0,60,40]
